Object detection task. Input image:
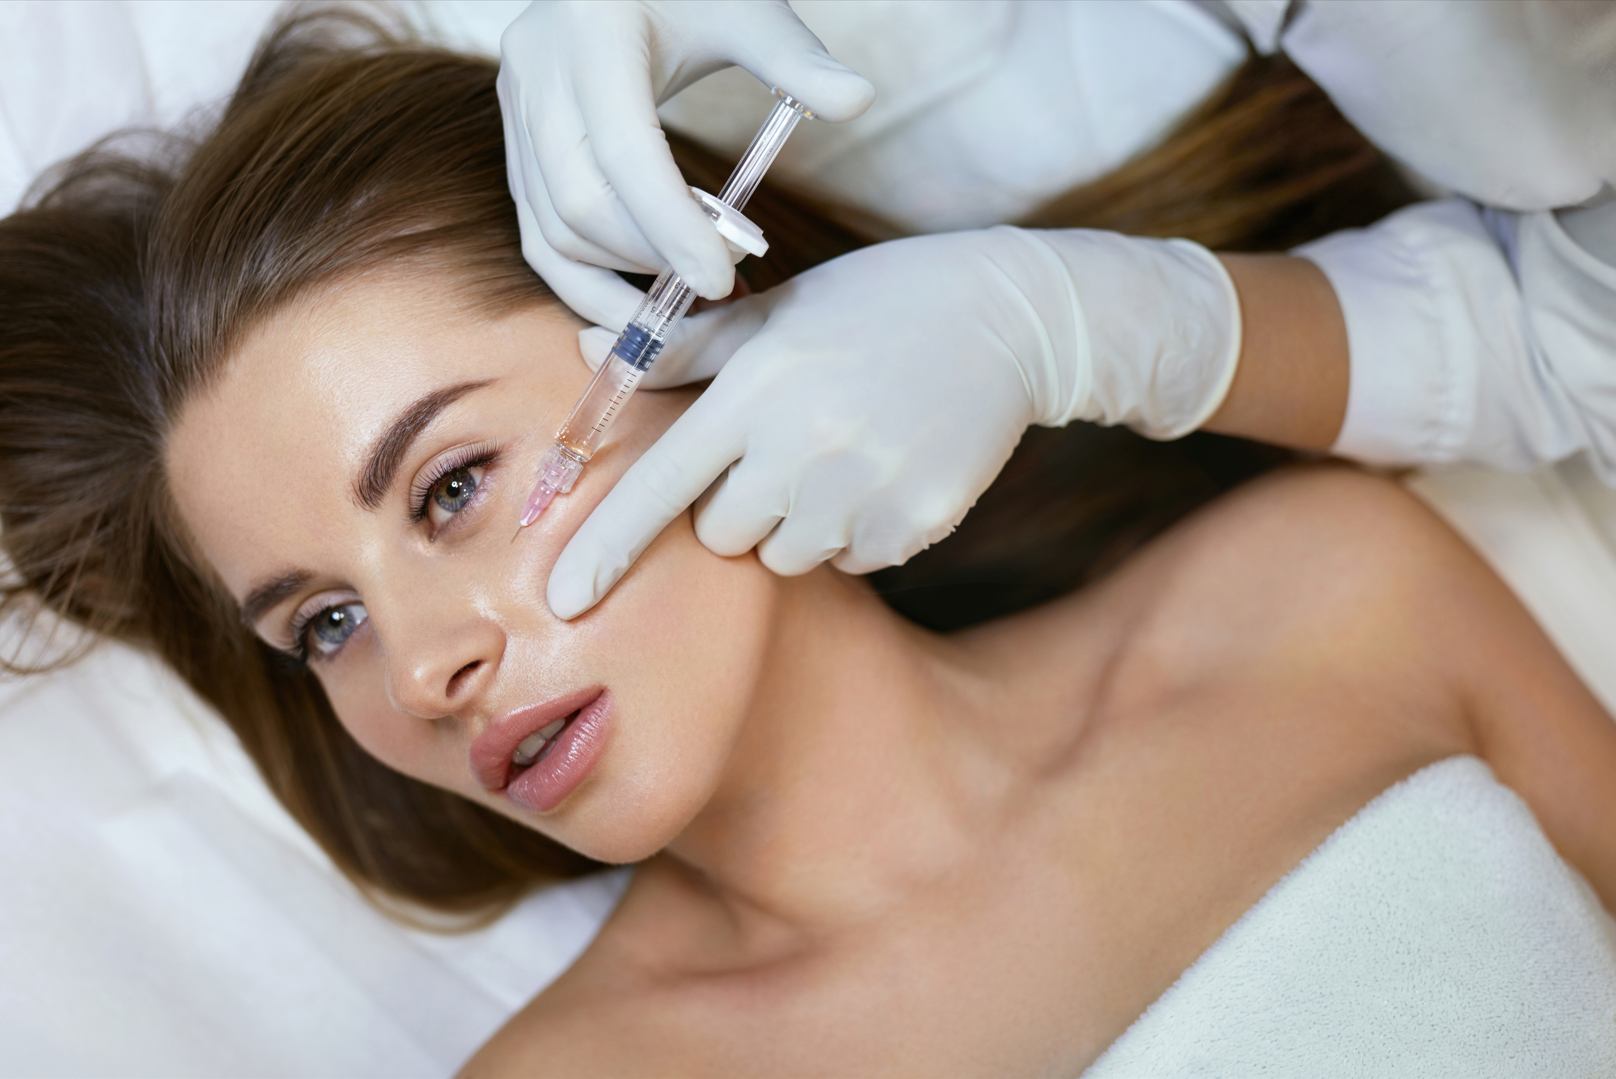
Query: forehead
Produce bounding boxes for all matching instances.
[199,274,532,434]
[164,273,577,599]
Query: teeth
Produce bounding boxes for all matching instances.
[511,718,569,768]
[511,732,545,767]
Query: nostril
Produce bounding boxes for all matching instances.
[447,659,482,700]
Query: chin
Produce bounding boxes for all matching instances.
[539,543,777,865]
[502,652,762,866]
[514,750,730,866]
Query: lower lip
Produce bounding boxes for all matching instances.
[505,690,612,814]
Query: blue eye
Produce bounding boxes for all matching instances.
[431,466,480,518]
[423,462,486,529]
[410,451,494,530]
[305,602,367,659]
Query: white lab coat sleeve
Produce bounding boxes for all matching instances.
[1297,199,1616,483]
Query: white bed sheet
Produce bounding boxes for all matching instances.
[0,0,527,218]
[0,634,628,1077]
[1409,456,1616,719]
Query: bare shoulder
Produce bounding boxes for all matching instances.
[1147,463,1606,700]
[1110,465,1485,693]
[983,464,1490,748]
[1159,464,1474,604]
[1116,464,1616,908]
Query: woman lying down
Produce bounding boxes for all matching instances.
[2,13,1613,1076]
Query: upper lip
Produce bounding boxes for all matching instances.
[469,686,603,792]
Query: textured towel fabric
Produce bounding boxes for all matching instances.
[1086,756,1616,1077]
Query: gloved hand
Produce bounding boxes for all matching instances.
[498,0,875,330]
[547,226,1243,619]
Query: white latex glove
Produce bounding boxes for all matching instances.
[498,0,874,330]
[547,227,1242,619]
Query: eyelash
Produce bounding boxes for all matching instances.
[285,605,333,668]
[408,444,500,524]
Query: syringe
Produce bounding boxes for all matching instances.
[518,88,813,529]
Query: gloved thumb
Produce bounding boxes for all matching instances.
[574,289,771,389]
[746,52,874,123]
[725,6,875,122]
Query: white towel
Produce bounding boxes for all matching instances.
[1085,756,1616,1077]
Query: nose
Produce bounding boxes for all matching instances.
[378,600,507,720]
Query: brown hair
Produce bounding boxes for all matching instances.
[0,12,1415,915]
[0,9,593,922]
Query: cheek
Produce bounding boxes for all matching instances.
[602,511,774,708]
[315,640,454,787]
[544,389,776,733]
[549,512,778,860]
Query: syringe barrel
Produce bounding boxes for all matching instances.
[622,268,699,366]
[554,267,694,459]
[548,91,811,465]
[556,348,649,461]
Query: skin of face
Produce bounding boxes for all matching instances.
[166,270,780,864]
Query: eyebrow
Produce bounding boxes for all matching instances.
[238,379,496,629]
[239,569,314,628]
[352,379,495,511]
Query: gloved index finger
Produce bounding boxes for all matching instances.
[509,174,647,330]
[572,59,736,301]
[502,89,649,330]
[547,391,747,619]
[523,59,671,276]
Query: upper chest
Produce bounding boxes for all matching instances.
[534,696,1453,1077]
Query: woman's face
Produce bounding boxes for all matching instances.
[166,271,779,863]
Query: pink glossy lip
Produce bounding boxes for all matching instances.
[506,691,612,813]
[470,686,604,793]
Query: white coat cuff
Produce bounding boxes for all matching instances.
[1296,205,1481,468]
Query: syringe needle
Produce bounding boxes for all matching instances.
[514,479,558,538]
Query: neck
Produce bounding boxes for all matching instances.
[663,569,1055,937]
